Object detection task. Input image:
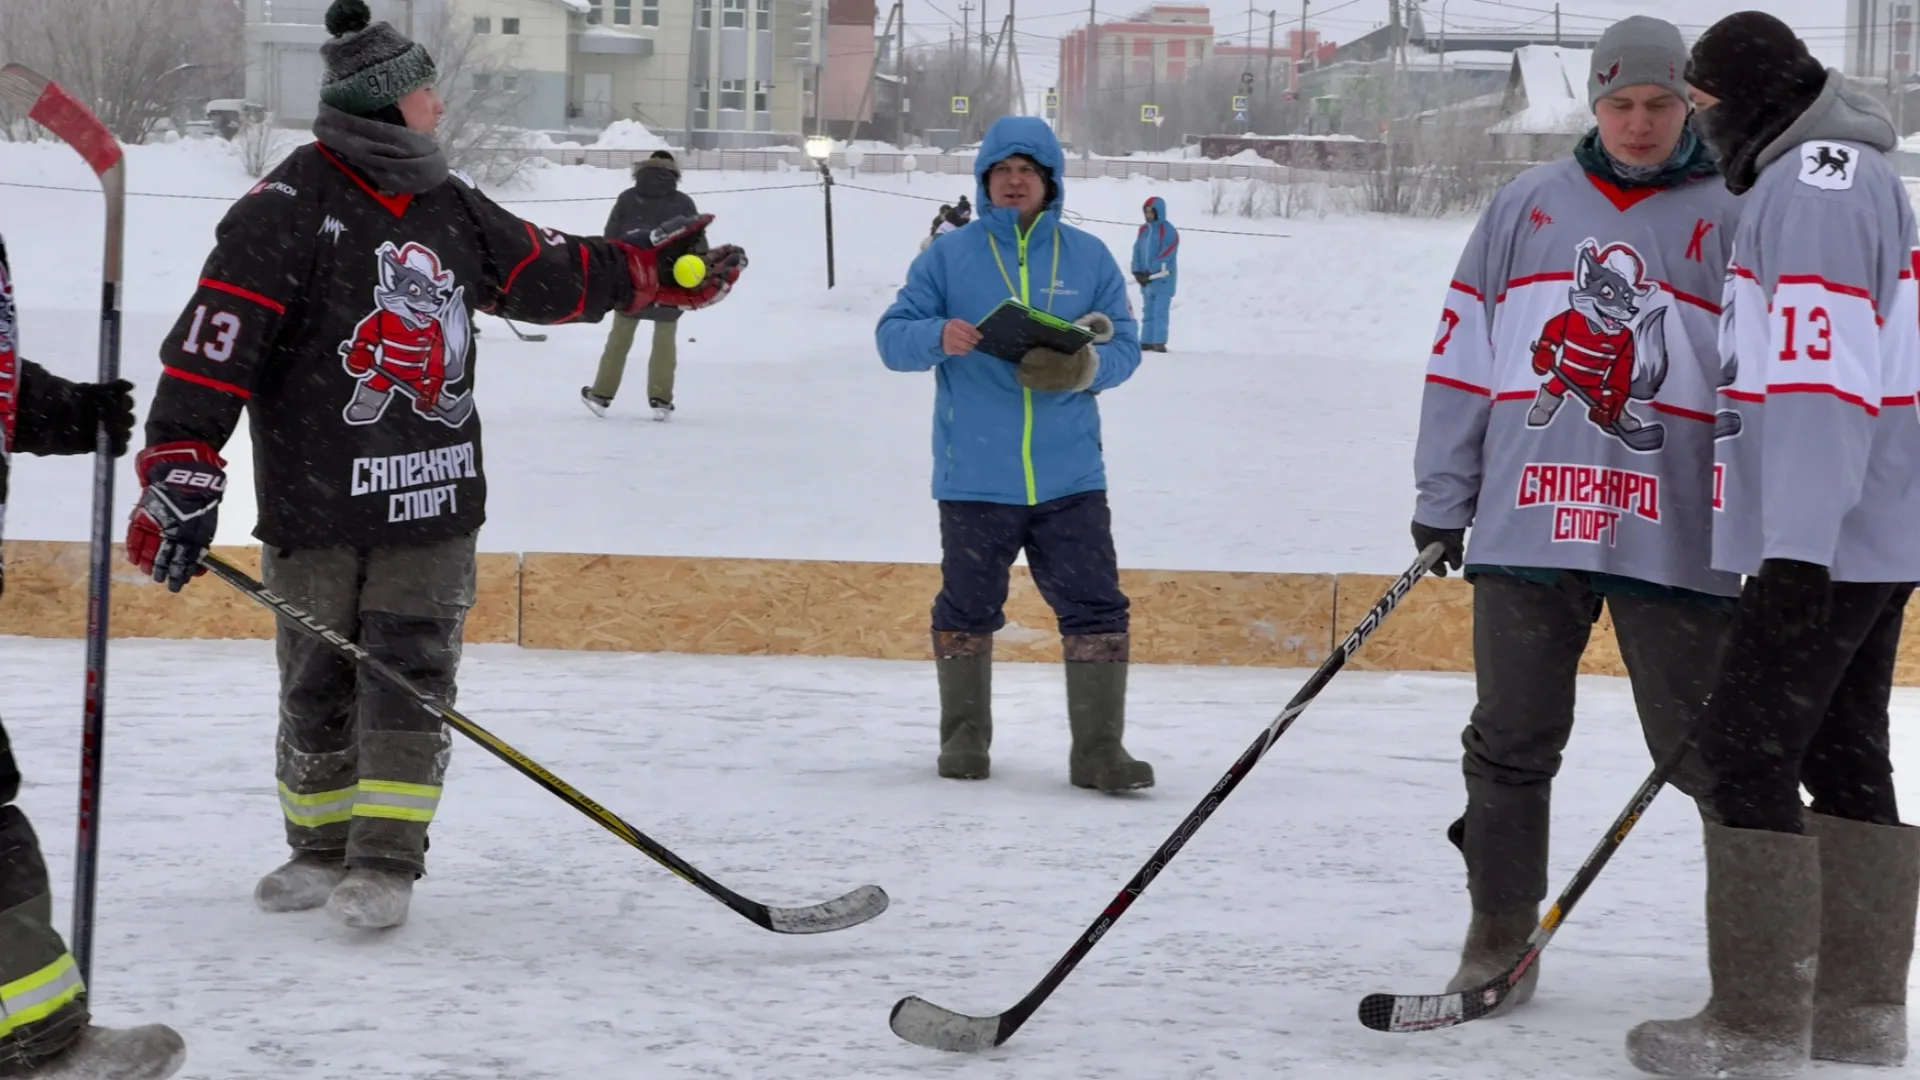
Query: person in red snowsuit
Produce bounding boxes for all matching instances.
[1531,308,1637,426]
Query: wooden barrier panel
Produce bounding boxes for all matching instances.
[518,553,1336,668]
[6,538,1920,688]
[0,541,520,644]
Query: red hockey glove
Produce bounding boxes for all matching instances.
[618,214,748,314]
[126,441,226,593]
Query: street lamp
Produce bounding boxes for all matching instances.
[805,137,836,288]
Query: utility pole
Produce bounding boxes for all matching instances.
[1264,9,1275,118]
[402,0,414,38]
[1008,0,1018,114]
[959,0,974,136]
[1084,0,1096,150]
[1292,0,1307,97]
[1554,3,1561,46]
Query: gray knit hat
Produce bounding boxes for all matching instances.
[1589,16,1689,109]
[319,0,437,117]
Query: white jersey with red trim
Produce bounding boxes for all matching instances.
[1711,100,1920,581]
[1413,157,1744,595]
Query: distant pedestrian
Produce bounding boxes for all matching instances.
[582,149,705,422]
[1130,196,1177,352]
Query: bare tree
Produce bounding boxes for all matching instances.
[412,7,538,184]
[0,0,241,144]
[901,42,1014,143]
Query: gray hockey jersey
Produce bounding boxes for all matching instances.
[1711,73,1920,583]
[1414,157,1743,596]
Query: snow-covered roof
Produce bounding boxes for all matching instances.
[1490,44,1593,136]
[545,0,592,12]
[1400,49,1516,71]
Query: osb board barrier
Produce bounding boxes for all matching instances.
[1331,572,1627,678]
[518,553,1337,668]
[0,541,520,645]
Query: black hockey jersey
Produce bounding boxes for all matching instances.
[145,143,640,549]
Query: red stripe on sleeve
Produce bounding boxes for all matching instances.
[498,221,542,298]
[1425,373,1491,397]
[200,278,286,315]
[1448,280,1484,300]
[163,365,252,400]
[1774,274,1875,302]
[1768,382,1879,415]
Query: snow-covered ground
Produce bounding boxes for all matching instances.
[6,636,1912,1080]
[0,137,1466,574]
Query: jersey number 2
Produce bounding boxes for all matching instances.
[1432,309,1461,355]
[182,305,240,363]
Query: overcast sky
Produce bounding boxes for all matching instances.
[895,0,1853,98]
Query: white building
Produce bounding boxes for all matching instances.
[1847,0,1918,82]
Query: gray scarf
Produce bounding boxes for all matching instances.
[311,104,448,195]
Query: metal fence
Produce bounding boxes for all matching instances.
[513,145,1297,183]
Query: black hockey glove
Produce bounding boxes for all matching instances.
[1755,558,1832,638]
[11,363,134,457]
[1411,520,1465,577]
[126,441,226,592]
[1133,271,1151,286]
[618,214,748,313]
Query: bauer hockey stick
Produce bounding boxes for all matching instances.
[0,64,126,988]
[499,317,547,342]
[1358,715,1705,1031]
[201,553,889,934]
[891,543,1447,1052]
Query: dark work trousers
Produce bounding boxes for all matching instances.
[263,533,477,876]
[0,721,86,1070]
[1461,572,1731,913]
[932,491,1130,637]
[1701,579,1912,833]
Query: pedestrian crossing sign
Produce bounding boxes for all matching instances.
[1044,90,1060,112]
[1140,104,1159,122]
[951,96,969,114]
[1232,94,1249,112]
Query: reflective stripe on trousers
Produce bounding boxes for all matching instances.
[279,779,441,827]
[0,954,82,1038]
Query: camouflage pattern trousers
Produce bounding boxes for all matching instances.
[262,534,476,877]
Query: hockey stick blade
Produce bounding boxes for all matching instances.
[765,884,890,934]
[889,996,1006,1053]
[200,553,889,935]
[502,318,548,342]
[1357,720,1694,1032]
[0,66,124,177]
[891,544,1445,1052]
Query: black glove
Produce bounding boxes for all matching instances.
[126,441,226,592]
[1133,270,1151,286]
[1755,558,1832,638]
[1412,520,1465,577]
[12,362,134,457]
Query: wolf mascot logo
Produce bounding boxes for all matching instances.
[1525,239,1670,452]
[338,241,474,427]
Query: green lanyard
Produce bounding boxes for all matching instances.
[987,216,1061,311]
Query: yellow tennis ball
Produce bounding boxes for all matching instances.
[671,254,707,289]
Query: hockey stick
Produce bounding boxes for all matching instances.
[1357,719,1703,1031]
[1537,341,1664,452]
[0,64,126,988]
[499,317,546,342]
[199,553,889,935]
[891,544,1446,1052]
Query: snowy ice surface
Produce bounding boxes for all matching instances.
[0,137,1463,574]
[5,635,1913,1079]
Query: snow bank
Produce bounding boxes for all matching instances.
[593,119,672,150]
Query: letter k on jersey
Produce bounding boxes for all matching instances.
[1685,218,1713,263]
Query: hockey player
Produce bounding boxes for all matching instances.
[0,238,181,1078]
[126,0,744,932]
[876,116,1150,792]
[1628,14,1920,1077]
[581,149,706,422]
[1130,197,1177,352]
[1411,16,1741,1012]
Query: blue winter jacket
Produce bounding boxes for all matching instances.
[876,117,1142,506]
[1131,196,1178,287]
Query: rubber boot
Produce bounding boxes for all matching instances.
[1064,633,1154,792]
[28,1024,186,1080]
[325,867,414,930]
[1625,824,1820,1078]
[252,850,347,913]
[1444,905,1540,1014]
[1808,812,1919,1066]
[934,631,992,780]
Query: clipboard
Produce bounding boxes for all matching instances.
[971,299,1095,363]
